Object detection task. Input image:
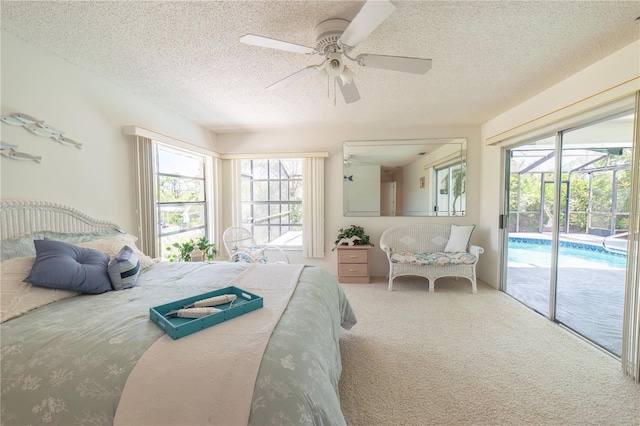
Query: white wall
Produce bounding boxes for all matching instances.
[1,32,215,235]
[217,126,482,277]
[344,164,381,215]
[482,40,640,144]
[478,39,640,288]
[401,155,428,213]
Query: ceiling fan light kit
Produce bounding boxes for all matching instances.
[240,0,432,104]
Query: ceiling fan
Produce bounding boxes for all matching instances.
[240,0,432,104]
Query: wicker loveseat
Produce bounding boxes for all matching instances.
[380,224,483,293]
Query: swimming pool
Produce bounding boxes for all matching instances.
[508,238,627,269]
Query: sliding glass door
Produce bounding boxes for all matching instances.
[503,112,634,357]
[554,116,633,356]
[505,136,556,317]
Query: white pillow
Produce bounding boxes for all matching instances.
[444,225,475,253]
[76,233,158,270]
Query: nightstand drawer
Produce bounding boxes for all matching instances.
[339,264,368,277]
[338,249,368,264]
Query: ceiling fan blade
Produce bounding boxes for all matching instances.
[356,54,432,74]
[266,65,322,90]
[336,78,361,104]
[240,34,316,54]
[338,0,396,48]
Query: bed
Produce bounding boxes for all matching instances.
[0,200,357,425]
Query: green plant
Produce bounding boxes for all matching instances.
[332,225,373,251]
[166,236,217,262]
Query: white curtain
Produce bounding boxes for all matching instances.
[303,157,325,258]
[229,159,243,227]
[622,92,640,382]
[210,157,224,258]
[133,136,158,257]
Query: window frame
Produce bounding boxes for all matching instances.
[434,161,466,216]
[154,141,214,259]
[240,158,303,248]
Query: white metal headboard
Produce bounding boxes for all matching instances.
[0,200,122,240]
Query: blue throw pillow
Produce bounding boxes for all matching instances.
[108,245,140,290]
[24,239,112,294]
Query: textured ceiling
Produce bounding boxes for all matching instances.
[1,1,639,133]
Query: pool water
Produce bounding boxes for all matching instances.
[508,240,627,269]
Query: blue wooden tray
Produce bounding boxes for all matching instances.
[150,286,263,340]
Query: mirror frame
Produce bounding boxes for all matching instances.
[343,138,467,217]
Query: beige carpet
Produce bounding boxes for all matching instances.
[338,276,640,426]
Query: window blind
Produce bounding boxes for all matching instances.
[133,136,158,257]
[303,157,325,258]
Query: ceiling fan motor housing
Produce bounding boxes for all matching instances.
[314,18,350,53]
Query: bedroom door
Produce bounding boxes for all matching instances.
[380,181,396,216]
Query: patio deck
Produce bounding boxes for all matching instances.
[506,232,627,357]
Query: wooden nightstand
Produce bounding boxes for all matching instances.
[337,245,371,284]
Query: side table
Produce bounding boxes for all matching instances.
[336,245,371,283]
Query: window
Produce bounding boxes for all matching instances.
[155,143,210,258]
[435,162,466,216]
[240,159,302,246]
[228,155,325,258]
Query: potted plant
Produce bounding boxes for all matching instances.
[166,236,217,262]
[332,225,373,251]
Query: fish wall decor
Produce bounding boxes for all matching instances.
[1,141,18,152]
[0,112,82,149]
[1,141,42,163]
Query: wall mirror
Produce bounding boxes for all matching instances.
[343,138,467,217]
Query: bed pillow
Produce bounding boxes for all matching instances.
[108,245,140,290]
[76,233,158,270]
[24,239,112,294]
[444,224,475,253]
[0,234,43,261]
[1,256,78,323]
[43,229,122,243]
[1,230,121,262]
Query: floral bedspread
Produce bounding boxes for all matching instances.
[0,262,356,425]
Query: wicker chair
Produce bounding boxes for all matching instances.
[222,226,289,264]
[379,224,483,293]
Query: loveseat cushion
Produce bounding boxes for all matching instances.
[390,251,477,265]
[230,246,267,264]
